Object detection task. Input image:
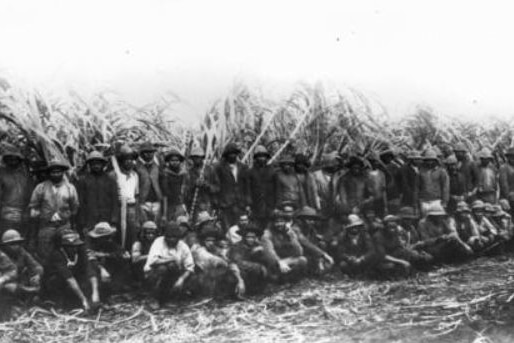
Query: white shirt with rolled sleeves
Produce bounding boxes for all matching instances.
[117,171,139,204]
[143,237,195,273]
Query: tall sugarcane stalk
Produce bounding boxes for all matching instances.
[111,155,128,249]
[241,109,276,163]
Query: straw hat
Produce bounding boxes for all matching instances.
[345,214,365,229]
[88,222,116,238]
[1,229,25,245]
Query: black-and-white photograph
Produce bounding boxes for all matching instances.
[1,0,514,342]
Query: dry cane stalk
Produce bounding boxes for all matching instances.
[241,109,276,163]
[111,155,128,248]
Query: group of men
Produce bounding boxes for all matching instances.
[0,140,514,312]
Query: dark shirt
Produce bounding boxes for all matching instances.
[76,172,118,229]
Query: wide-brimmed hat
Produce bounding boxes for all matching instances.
[164,148,185,162]
[253,145,270,158]
[177,215,191,230]
[190,147,206,158]
[61,230,84,246]
[142,221,158,231]
[271,209,287,220]
[383,215,400,224]
[426,203,447,217]
[443,155,458,165]
[86,151,107,163]
[195,211,215,227]
[279,155,295,165]
[347,156,365,168]
[477,148,493,160]
[46,159,70,172]
[453,143,468,153]
[117,145,138,160]
[491,205,507,218]
[455,201,471,213]
[398,207,418,219]
[2,146,24,160]
[238,222,262,237]
[406,151,423,160]
[345,214,365,229]
[88,222,116,238]
[295,206,322,220]
[423,149,439,161]
[222,143,241,157]
[1,229,25,245]
[471,200,485,210]
[320,152,341,168]
[139,142,157,153]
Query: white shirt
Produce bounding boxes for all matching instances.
[144,237,195,273]
[117,171,139,204]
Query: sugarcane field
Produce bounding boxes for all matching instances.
[3,1,514,342]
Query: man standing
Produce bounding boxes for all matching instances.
[212,143,249,230]
[246,145,275,228]
[273,155,305,211]
[161,148,188,221]
[136,142,163,223]
[399,151,422,212]
[419,149,449,215]
[294,153,319,211]
[380,149,402,214]
[110,145,139,249]
[453,143,477,197]
[475,148,498,204]
[76,151,118,234]
[335,156,370,216]
[29,159,79,262]
[185,147,216,219]
[0,147,33,236]
[499,147,514,215]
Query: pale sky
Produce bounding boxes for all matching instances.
[1,0,514,124]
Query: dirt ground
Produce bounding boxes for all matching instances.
[2,256,514,343]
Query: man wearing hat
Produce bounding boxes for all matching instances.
[452,202,483,252]
[160,147,188,222]
[184,147,216,220]
[144,221,194,308]
[229,222,269,296]
[334,214,380,276]
[380,149,402,214]
[366,153,387,218]
[419,149,450,216]
[399,151,422,211]
[136,142,163,223]
[246,145,276,228]
[110,145,140,250]
[86,222,131,292]
[29,158,79,262]
[500,147,514,215]
[470,200,499,250]
[413,203,472,263]
[76,151,118,233]
[475,148,498,204]
[335,156,369,216]
[453,143,478,196]
[43,230,100,311]
[261,210,308,281]
[0,229,43,296]
[273,155,306,212]
[0,146,33,236]
[131,220,159,283]
[294,153,319,211]
[398,207,421,247]
[312,152,341,219]
[212,143,250,230]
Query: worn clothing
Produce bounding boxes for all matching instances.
[499,163,514,201]
[419,166,450,205]
[29,180,79,227]
[0,250,17,284]
[113,171,139,205]
[476,165,498,203]
[144,237,195,273]
[44,246,98,283]
[75,172,118,230]
[212,161,248,209]
[3,247,43,284]
[366,169,387,216]
[246,165,276,220]
[336,173,370,214]
[185,165,216,212]
[312,170,333,216]
[273,172,305,210]
[399,164,419,208]
[228,241,268,294]
[136,159,163,203]
[297,172,320,211]
[0,166,33,233]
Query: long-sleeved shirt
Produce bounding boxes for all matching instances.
[246,165,276,218]
[29,180,79,226]
[417,217,458,245]
[335,232,379,264]
[0,250,17,283]
[453,217,481,243]
[0,166,33,212]
[419,166,450,204]
[273,172,305,209]
[229,241,267,274]
[75,172,118,229]
[184,165,216,209]
[144,237,195,273]
[160,168,188,206]
[476,165,498,193]
[499,163,514,200]
[261,228,304,266]
[191,244,228,272]
[3,247,43,279]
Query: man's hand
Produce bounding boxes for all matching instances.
[278,260,291,274]
[29,274,41,286]
[235,280,246,297]
[50,212,62,222]
[30,209,40,218]
[122,251,131,259]
[172,278,185,291]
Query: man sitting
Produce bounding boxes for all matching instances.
[412,204,472,263]
[144,222,194,309]
[261,210,308,282]
[229,223,269,296]
[131,221,159,283]
[471,200,499,251]
[0,229,43,297]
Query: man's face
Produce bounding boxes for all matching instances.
[89,161,104,174]
[508,155,514,165]
[225,153,238,164]
[447,163,458,174]
[411,158,422,168]
[204,237,217,251]
[281,163,294,174]
[141,151,154,163]
[295,163,308,173]
[347,227,361,237]
[164,233,179,247]
[167,156,181,170]
[424,160,437,169]
[455,151,466,161]
[255,155,268,166]
[429,215,444,225]
[385,222,398,235]
[350,164,362,176]
[144,230,157,242]
[121,158,135,171]
[4,156,22,169]
[273,218,286,231]
[238,215,249,228]
[400,218,413,229]
[3,243,21,255]
[49,169,65,183]
[243,232,258,247]
[381,154,394,164]
[191,156,204,168]
[473,210,484,221]
[480,158,490,167]
[363,210,376,222]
